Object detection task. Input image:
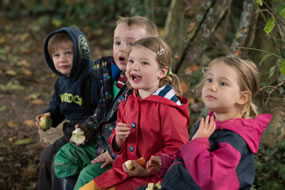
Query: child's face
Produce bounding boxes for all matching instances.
[113,23,147,72]
[51,42,73,75]
[126,46,167,99]
[201,62,244,117]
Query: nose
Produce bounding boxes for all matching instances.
[129,62,139,71]
[59,55,67,62]
[208,82,217,91]
[119,43,128,51]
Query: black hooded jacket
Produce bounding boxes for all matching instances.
[44,26,100,127]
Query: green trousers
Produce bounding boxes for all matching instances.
[53,141,112,189]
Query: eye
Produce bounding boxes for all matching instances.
[128,59,134,64]
[114,41,120,46]
[127,41,134,46]
[206,78,212,83]
[65,51,73,56]
[53,53,60,59]
[142,61,149,65]
[219,81,227,86]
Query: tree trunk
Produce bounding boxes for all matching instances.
[175,0,233,97]
[163,0,184,52]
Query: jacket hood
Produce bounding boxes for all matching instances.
[44,26,93,81]
[133,85,190,122]
[211,113,272,153]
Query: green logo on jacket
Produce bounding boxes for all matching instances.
[60,93,83,106]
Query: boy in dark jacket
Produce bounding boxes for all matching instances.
[52,16,159,190]
[35,26,105,190]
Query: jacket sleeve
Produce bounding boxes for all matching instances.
[45,90,65,127]
[154,105,189,157]
[159,153,177,177]
[109,100,125,154]
[177,133,243,190]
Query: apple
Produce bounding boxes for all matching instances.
[135,157,146,167]
[70,128,86,144]
[39,115,52,130]
[124,160,134,171]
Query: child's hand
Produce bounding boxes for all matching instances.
[35,112,51,131]
[123,161,151,177]
[91,151,113,168]
[192,116,216,140]
[146,156,162,173]
[115,122,131,149]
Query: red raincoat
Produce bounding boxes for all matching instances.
[94,90,190,190]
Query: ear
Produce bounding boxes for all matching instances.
[237,91,250,105]
[158,67,168,79]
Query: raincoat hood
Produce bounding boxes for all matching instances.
[212,113,272,153]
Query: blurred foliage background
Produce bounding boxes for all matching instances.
[0,0,284,189]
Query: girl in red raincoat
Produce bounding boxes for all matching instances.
[80,37,190,190]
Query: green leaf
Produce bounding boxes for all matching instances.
[279,164,285,180]
[51,18,62,28]
[256,0,263,6]
[14,138,32,145]
[259,54,272,65]
[269,65,276,78]
[0,105,7,112]
[264,18,276,34]
[280,8,285,18]
[280,60,285,75]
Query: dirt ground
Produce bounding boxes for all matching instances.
[0,17,111,190]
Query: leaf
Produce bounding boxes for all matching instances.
[51,18,62,28]
[280,60,285,75]
[259,54,272,65]
[6,80,24,91]
[8,121,18,128]
[25,93,40,101]
[21,67,32,76]
[31,99,45,105]
[14,138,32,145]
[264,18,276,34]
[256,0,263,6]
[17,59,30,67]
[5,69,17,76]
[0,105,7,112]
[24,120,35,127]
[180,81,189,94]
[269,65,276,78]
[280,8,285,18]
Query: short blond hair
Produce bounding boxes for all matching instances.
[116,16,159,37]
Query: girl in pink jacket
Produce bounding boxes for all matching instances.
[141,57,272,190]
[80,37,190,190]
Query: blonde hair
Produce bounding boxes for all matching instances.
[202,56,260,118]
[48,32,73,56]
[128,37,182,97]
[116,16,159,37]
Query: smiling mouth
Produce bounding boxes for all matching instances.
[131,74,141,81]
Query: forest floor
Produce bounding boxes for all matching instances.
[0,17,112,190]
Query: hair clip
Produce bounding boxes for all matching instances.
[157,48,165,56]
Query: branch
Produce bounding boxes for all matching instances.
[230,0,255,56]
